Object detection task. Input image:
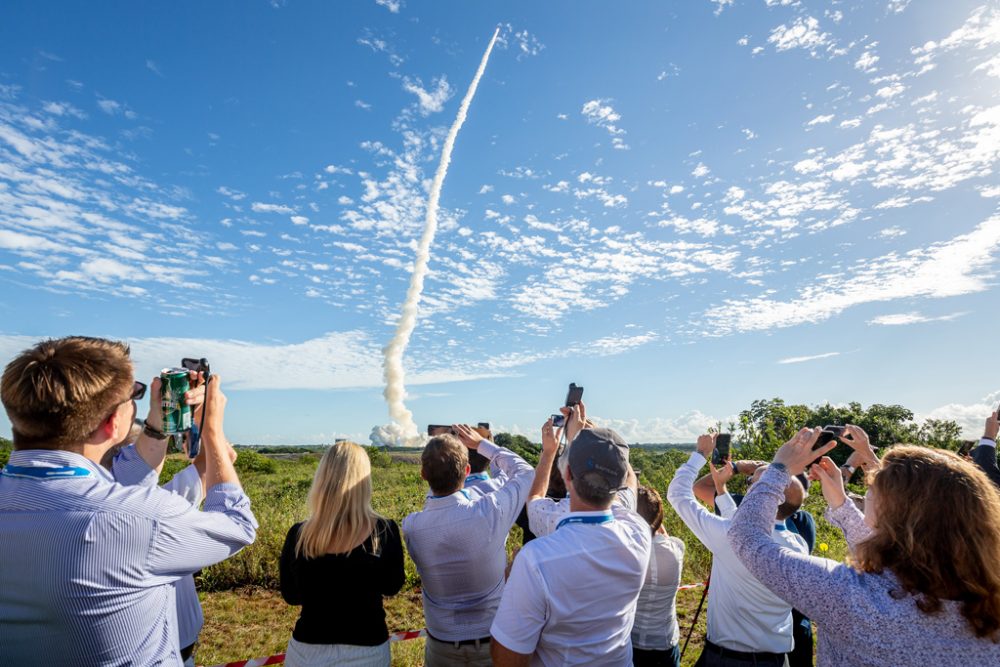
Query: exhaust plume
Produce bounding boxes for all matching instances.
[379,27,500,446]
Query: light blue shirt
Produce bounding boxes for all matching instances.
[0,449,257,666]
[113,445,206,649]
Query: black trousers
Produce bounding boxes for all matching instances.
[695,640,788,667]
[633,644,680,667]
[788,609,814,667]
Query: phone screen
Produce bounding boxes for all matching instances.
[427,425,452,436]
[712,433,731,466]
[958,440,976,456]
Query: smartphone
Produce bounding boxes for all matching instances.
[474,423,492,440]
[712,433,731,466]
[565,383,584,407]
[180,358,211,459]
[958,440,977,457]
[812,425,846,450]
[551,413,566,428]
[427,424,454,437]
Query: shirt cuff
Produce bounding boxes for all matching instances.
[688,451,707,467]
[477,439,500,459]
[980,438,997,448]
[715,492,738,518]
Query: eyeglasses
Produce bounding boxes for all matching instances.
[130,381,147,401]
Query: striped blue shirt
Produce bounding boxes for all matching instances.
[0,449,257,666]
[113,445,206,649]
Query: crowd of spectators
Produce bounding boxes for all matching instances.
[2,336,999,667]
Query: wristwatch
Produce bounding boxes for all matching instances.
[730,460,739,476]
[142,420,167,440]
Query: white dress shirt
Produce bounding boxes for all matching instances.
[402,440,533,641]
[631,533,685,651]
[490,505,652,666]
[527,487,635,537]
[667,452,807,654]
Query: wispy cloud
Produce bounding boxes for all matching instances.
[768,16,833,56]
[145,59,163,77]
[251,202,295,214]
[778,351,840,365]
[867,311,966,326]
[374,0,402,12]
[402,76,453,115]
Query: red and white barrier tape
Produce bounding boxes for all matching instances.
[208,584,705,667]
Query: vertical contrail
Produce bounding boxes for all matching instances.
[382,27,500,444]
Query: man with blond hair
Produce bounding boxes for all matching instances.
[0,336,257,666]
[403,424,534,666]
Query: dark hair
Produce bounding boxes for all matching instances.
[570,471,616,507]
[636,486,664,534]
[421,434,468,496]
[468,449,489,474]
[2,337,133,451]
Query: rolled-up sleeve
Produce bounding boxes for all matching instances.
[490,549,547,654]
[145,483,258,577]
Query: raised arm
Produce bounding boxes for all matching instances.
[727,428,863,625]
[379,519,406,596]
[453,425,534,532]
[134,371,206,475]
[279,523,302,605]
[527,418,560,503]
[666,435,731,552]
[974,411,1000,489]
[811,456,872,553]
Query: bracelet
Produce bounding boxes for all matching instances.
[730,460,739,475]
[142,419,167,441]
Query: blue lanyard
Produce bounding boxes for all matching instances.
[774,523,787,531]
[556,513,613,531]
[2,465,92,479]
[465,473,489,482]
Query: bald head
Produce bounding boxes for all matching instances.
[751,465,806,521]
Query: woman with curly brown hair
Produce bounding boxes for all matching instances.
[727,424,1000,666]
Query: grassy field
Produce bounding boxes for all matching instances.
[188,446,851,667]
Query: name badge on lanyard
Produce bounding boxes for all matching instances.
[556,513,613,531]
[1,465,92,479]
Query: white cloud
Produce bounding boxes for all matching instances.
[855,47,880,73]
[216,186,246,201]
[354,99,372,110]
[501,194,516,205]
[703,216,1000,335]
[867,311,966,326]
[768,16,832,54]
[290,215,309,225]
[593,410,730,443]
[478,184,494,194]
[921,390,1000,438]
[497,25,545,59]
[402,76,453,116]
[145,60,163,77]
[374,0,401,12]
[692,162,711,178]
[807,114,835,126]
[581,98,629,150]
[97,99,121,115]
[778,352,840,364]
[251,202,295,214]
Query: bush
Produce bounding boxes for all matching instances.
[235,449,278,474]
[366,445,392,468]
[0,436,11,468]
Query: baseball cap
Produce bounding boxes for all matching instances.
[568,427,630,497]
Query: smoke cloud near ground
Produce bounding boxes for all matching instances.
[375,27,501,448]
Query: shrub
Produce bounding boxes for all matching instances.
[235,449,278,474]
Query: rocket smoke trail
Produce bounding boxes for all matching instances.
[381,27,500,444]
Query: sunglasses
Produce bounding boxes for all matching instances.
[130,381,147,401]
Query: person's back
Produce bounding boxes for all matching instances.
[667,435,807,662]
[491,427,652,667]
[403,426,533,663]
[0,337,257,666]
[728,429,1000,667]
[631,487,685,667]
[279,442,404,666]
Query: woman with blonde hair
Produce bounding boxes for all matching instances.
[280,442,404,667]
[728,424,1000,666]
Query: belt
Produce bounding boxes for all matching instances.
[704,639,785,663]
[427,631,492,647]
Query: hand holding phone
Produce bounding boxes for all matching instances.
[551,413,566,429]
[565,383,584,407]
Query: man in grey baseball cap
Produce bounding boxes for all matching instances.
[491,425,652,666]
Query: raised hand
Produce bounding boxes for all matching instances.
[774,427,832,476]
[696,433,716,460]
[541,417,559,454]
[451,424,482,450]
[810,456,848,509]
[709,458,734,495]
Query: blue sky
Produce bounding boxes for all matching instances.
[1,0,998,445]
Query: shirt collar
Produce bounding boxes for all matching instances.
[425,488,472,503]
[464,472,490,483]
[7,449,113,482]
